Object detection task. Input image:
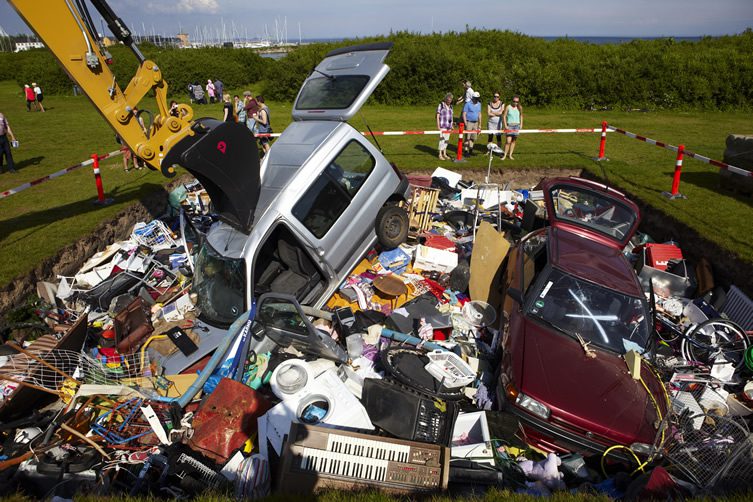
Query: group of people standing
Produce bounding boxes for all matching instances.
[187,79,224,105]
[436,80,523,161]
[228,91,273,155]
[24,83,44,112]
[184,80,274,156]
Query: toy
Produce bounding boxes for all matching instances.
[517,452,566,491]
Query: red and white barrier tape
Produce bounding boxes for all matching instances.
[0,126,612,199]
[0,149,122,200]
[607,125,752,178]
[253,127,608,138]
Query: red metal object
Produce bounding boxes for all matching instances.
[670,144,685,196]
[419,233,456,252]
[187,378,271,463]
[456,122,464,161]
[597,121,608,160]
[645,243,683,271]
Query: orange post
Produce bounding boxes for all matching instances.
[670,145,684,196]
[455,122,465,161]
[91,153,113,205]
[597,121,608,160]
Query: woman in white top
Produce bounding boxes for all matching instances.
[487,92,504,148]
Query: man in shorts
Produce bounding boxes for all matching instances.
[462,92,482,156]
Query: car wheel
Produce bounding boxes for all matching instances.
[375,205,409,250]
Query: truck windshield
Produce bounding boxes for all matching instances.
[526,268,649,354]
[192,240,246,327]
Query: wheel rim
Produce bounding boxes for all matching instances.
[383,214,404,240]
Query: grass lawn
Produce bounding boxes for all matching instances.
[0,79,751,290]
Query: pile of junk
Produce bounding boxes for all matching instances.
[1,167,752,500]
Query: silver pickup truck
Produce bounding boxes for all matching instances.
[161,42,410,373]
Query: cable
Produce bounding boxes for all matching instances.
[601,444,644,478]
[600,356,670,478]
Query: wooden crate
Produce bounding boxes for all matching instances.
[406,186,440,236]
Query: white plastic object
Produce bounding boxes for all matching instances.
[413,245,458,273]
[451,411,493,464]
[270,359,314,399]
[424,350,475,388]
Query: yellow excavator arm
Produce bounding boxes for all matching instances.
[8,0,193,177]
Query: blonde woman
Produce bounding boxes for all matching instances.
[222,93,236,123]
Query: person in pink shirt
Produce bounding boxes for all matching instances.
[206,79,216,104]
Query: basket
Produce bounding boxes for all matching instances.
[131,220,177,251]
[424,350,475,389]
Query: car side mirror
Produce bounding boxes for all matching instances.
[507,287,524,305]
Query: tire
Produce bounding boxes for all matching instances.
[375,205,409,250]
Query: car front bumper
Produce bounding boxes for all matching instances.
[508,402,642,463]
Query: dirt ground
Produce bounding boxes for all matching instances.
[1,168,750,317]
[0,176,184,316]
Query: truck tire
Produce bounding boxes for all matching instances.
[375,205,409,250]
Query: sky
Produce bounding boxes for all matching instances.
[1,0,752,40]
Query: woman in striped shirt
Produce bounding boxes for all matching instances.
[436,93,454,160]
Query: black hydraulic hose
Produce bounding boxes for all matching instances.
[89,0,145,63]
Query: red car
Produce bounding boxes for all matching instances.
[497,177,668,458]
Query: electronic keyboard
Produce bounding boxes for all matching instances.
[279,423,449,494]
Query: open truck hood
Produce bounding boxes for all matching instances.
[162,118,260,234]
[292,42,393,122]
[162,43,394,233]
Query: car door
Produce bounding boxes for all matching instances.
[292,42,393,122]
[541,177,641,250]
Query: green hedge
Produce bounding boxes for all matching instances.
[1,43,272,97]
[4,29,753,110]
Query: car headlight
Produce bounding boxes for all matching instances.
[515,392,551,420]
[629,442,653,456]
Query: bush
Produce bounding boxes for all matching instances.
[5,29,753,110]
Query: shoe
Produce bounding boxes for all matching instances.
[9,169,17,173]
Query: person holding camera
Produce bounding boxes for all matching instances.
[0,111,17,173]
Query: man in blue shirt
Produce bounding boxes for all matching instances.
[462,91,482,155]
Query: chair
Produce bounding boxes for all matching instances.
[269,240,320,299]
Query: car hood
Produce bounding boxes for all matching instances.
[521,319,662,446]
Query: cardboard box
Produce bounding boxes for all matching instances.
[414,245,458,273]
